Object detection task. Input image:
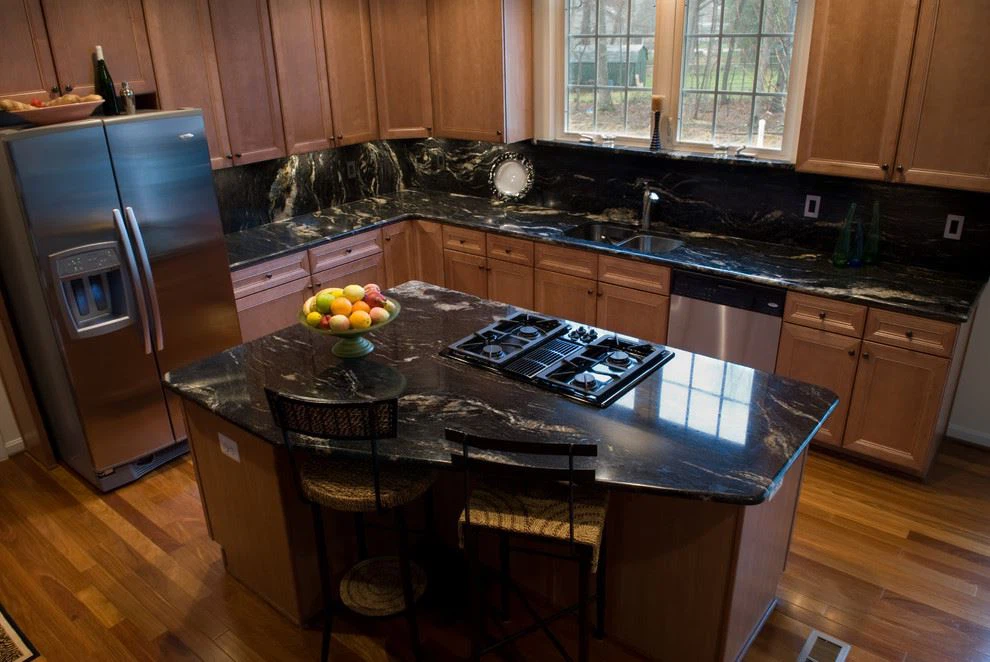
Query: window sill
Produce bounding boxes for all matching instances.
[533,139,797,171]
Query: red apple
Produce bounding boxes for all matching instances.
[365,291,387,308]
[319,314,333,329]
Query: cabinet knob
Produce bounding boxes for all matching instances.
[597,290,603,297]
[818,311,827,320]
[264,272,273,279]
[234,153,242,158]
[337,135,343,140]
[881,163,889,171]
[345,248,352,254]
[505,248,512,254]
[848,349,856,356]
[862,352,871,360]
[225,154,233,160]
[459,239,465,244]
[51,85,61,94]
[385,236,391,241]
[478,265,485,270]
[64,83,73,92]
[905,330,914,339]
[496,130,503,136]
[587,288,594,295]
[896,164,904,172]
[313,282,321,289]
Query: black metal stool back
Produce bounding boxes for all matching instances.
[445,428,597,549]
[265,389,398,513]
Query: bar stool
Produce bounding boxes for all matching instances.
[446,428,609,662]
[266,389,437,662]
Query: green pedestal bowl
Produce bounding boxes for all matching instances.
[299,299,401,358]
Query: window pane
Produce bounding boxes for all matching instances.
[628,37,653,87]
[679,92,715,142]
[598,0,629,34]
[763,0,797,33]
[686,0,722,36]
[626,90,652,136]
[629,0,656,34]
[567,87,596,132]
[596,88,627,133]
[598,37,627,86]
[568,37,597,85]
[568,0,597,35]
[722,0,761,34]
[718,36,758,92]
[757,37,791,93]
[752,95,786,148]
[682,37,718,90]
[715,93,752,143]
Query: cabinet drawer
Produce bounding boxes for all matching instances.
[311,254,386,291]
[783,292,867,338]
[534,244,598,279]
[234,275,312,343]
[308,230,383,273]
[864,309,957,358]
[486,234,534,266]
[598,256,670,295]
[442,226,486,256]
[230,251,310,299]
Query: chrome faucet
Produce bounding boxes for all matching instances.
[641,186,661,232]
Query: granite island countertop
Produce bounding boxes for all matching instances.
[165,282,837,505]
[224,190,986,323]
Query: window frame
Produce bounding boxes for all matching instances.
[537,0,816,162]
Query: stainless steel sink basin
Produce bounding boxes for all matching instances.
[618,235,685,254]
[563,222,639,244]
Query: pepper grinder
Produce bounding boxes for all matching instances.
[649,95,664,151]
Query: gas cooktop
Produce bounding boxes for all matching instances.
[442,312,674,407]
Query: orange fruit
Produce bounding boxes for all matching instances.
[330,297,352,316]
[351,301,371,314]
[349,310,372,329]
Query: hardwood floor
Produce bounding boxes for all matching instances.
[0,442,987,661]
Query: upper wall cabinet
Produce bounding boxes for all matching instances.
[143,0,231,169]
[796,0,919,181]
[426,0,533,143]
[40,0,157,96]
[321,0,380,146]
[0,0,58,102]
[893,0,990,193]
[368,0,434,139]
[208,0,286,165]
[268,0,335,155]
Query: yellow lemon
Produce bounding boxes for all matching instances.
[305,311,323,327]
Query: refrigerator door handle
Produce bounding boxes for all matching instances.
[112,208,153,355]
[124,207,165,352]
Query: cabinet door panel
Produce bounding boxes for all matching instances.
[487,259,533,310]
[322,0,379,145]
[843,341,949,472]
[775,324,859,446]
[311,254,386,292]
[236,276,312,343]
[210,0,285,165]
[443,250,487,299]
[894,0,990,192]
[143,0,231,169]
[534,269,596,325]
[383,221,416,288]
[368,0,433,138]
[269,0,334,155]
[0,0,58,103]
[414,221,445,287]
[796,0,919,179]
[596,283,669,344]
[41,0,157,95]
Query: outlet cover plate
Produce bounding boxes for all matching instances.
[944,214,964,240]
[804,195,821,219]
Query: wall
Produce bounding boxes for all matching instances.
[949,288,990,447]
[0,372,22,460]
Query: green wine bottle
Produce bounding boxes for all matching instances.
[864,201,880,264]
[94,45,120,116]
[832,202,856,268]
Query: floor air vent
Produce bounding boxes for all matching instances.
[798,630,851,662]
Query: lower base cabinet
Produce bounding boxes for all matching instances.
[534,268,597,325]
[596,282,669,343]
[843,341,949,472]
[236,276,312,343]
[487,258,533,309]
[443,249,487,298]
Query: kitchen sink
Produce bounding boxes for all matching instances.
[563,221,685,255]
[619,235,685,255]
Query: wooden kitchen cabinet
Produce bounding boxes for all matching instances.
[596,282,669,344]
[796,0,919,180]
[383,221,415,288]
[534,269,597,326]
[209,0,285,165]
[40,0,156,96]
[268,0,335,155]
[443,250,488,299]
[321,0,379,145]
[236,276,312,343]
[0,0,58,103]
[843,341,949,472]
[311,254,385,292]
[775,323,860,446]
[414,221,446,287]
[426,0,533,142]
[143,0,231,169]
[893,0,990,192]
[487,258,533,309]
[368,0,434,139]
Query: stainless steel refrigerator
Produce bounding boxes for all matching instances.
[0,110,241,491]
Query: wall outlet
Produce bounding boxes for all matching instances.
[944,214,964,240]
[219,433,240,463]
[803,195,821,219]
[346,161,358,179]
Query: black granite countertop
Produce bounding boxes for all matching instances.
[165,282,837,505]
[224,190,986,322]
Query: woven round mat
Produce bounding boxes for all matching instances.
[339,556,427,617]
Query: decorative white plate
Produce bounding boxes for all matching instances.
[489,153,534,201]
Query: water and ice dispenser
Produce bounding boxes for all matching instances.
[50,242,134,338]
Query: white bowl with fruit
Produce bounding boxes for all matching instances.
[299,283,400,357]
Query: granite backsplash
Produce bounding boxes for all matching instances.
[213,138,989,278]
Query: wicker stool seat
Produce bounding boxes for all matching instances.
[339,557,428,617]
[299,453,436,513]
[458,477,609,572]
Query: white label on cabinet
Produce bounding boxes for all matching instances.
[219,433,241,463]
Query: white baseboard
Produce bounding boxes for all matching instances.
[4,436,24,455]
[947,423,990,448]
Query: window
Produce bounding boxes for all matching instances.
[564,0,657,137]
[541,0,812,160]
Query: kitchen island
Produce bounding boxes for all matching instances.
[164,282,836,661]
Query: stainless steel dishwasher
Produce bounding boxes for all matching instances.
[667,271,786,373]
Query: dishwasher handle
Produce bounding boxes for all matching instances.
[671,270,786,317]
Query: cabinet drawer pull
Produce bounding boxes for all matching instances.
[264,272,273,279]
[478,265,485,270]
[905,330,914,339]
[818,311,827,320]
[505,248,512,254]
[385,236,391,241]
[313,282,321,289]
[64,83,73,92]
[587,288,594,295]
[881,163,889,171]
[345,248,352,254]
[597,290,603,297]
[862,352,870,359]
[847,349,856,356]
[459,239,465,244]
[896,164,904,172]
[234,153,242,158]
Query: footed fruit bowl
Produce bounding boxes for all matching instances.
[298,283,400,358]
